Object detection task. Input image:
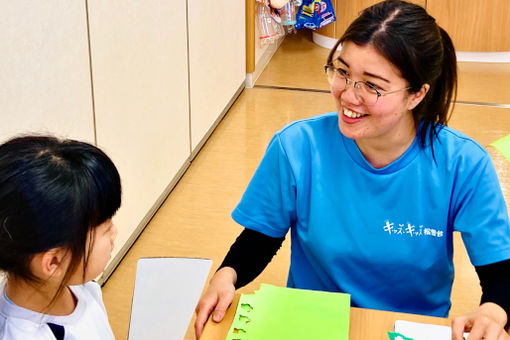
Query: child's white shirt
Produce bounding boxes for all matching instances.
[0,279,115,339]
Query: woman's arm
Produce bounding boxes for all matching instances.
[476,259,510,328]
[451,259,510,340]
[194,228,285,338]
[219,228,286,288]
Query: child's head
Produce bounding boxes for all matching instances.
[0,135,121,287]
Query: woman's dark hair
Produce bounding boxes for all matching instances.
[327,0,457,148]
[0,135,121,293]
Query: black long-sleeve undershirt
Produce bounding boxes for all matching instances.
[219,228,510,327]
[475,259,510,327]
[219,228,285,289]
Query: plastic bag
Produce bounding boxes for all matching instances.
[256,1,277,46]
[256,0,285,47]
[269,0,291,9]
[279,0,297,34]
[280,0,296,26]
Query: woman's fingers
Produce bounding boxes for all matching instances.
[451,315,470,340]
[194,292,218,338]
[194,268,237,339]
[212,289,234,322]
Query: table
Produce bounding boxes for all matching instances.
[200,294,452,340]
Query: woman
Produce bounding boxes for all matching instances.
[195,1,510,339]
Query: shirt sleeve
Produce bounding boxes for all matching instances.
[453,151,510,266]
[475,259,510,328]
[219,228,286,289]
[232,133,297,238]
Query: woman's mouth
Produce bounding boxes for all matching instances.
[343,107,367,118]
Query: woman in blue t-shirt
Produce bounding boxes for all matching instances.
[195,1,510,339]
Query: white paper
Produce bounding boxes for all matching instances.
[128,257,212,340]
[394,320,469,340]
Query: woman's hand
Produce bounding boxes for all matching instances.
[451,303,509,340]
[194,267,237,339]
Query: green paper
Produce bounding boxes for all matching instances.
[491,134,510,163]
[388,331,414,340]
[225,284,350,340]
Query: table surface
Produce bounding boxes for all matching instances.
[200,294,453,340]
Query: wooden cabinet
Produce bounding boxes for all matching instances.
[316,0,508,52]
[0,1,94,143]
[427,0,510,52]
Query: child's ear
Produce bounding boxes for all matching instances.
[31,248,70,280]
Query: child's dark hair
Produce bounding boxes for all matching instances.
[327,0,457,148]
[0,135,121,290]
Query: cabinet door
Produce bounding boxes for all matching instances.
[87,0,190,267]
[0,1,94,143]
[188,0,246,150]
[427,0,510,52]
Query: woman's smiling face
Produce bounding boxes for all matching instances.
[330,41,418,145]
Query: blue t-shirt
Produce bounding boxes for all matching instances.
[232,112,510,317]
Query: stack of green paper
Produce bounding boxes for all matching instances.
[491,134,510,163]
[225,284,350,340]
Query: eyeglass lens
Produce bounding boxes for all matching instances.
[326,67,379,105]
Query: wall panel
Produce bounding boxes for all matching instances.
[88,0,190,270]
[188,0,246,150]
[0,1,94,143]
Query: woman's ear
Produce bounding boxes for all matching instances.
[31,248,70,280]
[407,83,430,110]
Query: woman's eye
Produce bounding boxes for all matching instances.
[336,68,349,77]
[366,82,381,91]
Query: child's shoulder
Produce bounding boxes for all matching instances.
[70,281,104,305]
[0,316,6,340]
[0,306,48,340]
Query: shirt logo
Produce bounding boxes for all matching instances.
[383,220,444,238]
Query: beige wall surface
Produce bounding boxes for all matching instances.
[188,0,246,150]
[0,2,95,143]
[87,0,191,275]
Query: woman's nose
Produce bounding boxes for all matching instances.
[341,84,362,105]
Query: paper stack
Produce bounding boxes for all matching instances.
[225,284,350,340]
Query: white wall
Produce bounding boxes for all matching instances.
[87,0,191,265]
[188,0,246,149]
[0,1,94,143]
[1,0,246,282]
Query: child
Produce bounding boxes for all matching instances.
[0,136,121,339]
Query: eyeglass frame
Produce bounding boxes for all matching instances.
[324,64,412,105]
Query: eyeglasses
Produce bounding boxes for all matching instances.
[324,64,411,106]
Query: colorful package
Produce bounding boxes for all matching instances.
[295,0,335,29]
[318,0,336,28]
